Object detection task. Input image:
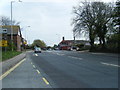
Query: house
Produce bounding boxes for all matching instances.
[58,37,90,50]
[0,25,24,51]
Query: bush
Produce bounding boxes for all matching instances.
[2,51,22,62]
[7,42,17,51]
[76,43,84,48]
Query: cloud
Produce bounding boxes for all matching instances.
[0,0,116,46]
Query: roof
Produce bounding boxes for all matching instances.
[59,40,89,44]
[0,25,20,35]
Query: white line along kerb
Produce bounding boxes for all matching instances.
[101,62,120,67]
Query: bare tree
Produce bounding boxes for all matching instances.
[72,1,97,51]
[113,0,120,33]
[92,2,113,49]
[72,1,114,50]
[0,16,20,25]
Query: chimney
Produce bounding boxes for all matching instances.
[62,37,65,41]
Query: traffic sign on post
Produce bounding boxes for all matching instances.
[0,40,8,47]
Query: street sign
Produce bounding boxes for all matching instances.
[0,40,8,47]
[0,29,7,34]
[24,41,27,45]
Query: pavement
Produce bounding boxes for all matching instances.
[0,52,26,74]
[1,50,119,88]
[2,54,52,88]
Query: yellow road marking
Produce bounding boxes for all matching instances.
[33,65,36,68]
[42,77,49,85]
[0,58,26,80]
[42,78,49,85]
[36,70,40,74]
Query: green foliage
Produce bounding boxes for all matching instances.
[106,33,120,52]
[32,39,46,48]
[107,33,120,43]
[2,51,22,62]
[76,43,84,48]
[47,46,52,50]
[2,42,17,51]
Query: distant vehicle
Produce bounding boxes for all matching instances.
[54,48,59,50]
[34,47,41,53]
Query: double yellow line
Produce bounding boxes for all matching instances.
[0,58,26,80]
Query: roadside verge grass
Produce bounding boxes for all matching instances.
[1,51,22,62]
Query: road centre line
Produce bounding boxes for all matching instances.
[56,53,65,56]
[68,56,83,60]
[101,62,120,67]
[33,65,36,68]
[0,58,26,80]
[31,62,33,65]
[42,77,49,85]
[35,54,38,56]
[36,70,40,74]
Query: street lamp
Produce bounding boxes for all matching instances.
[11,0,22,51]
[24,26,30,51]
[25,26,30,42]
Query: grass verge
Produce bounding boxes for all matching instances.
[1,51,22,62]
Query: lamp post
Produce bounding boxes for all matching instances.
[11,1,14,51]
[11,0,22,51]
[24,26,30,51]
[25,26,30,42]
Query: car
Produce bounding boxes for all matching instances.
[34,47,41,53]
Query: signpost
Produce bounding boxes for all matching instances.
[0,28,8,52]
[0,40,8,47]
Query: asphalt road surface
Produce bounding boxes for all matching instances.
[2,50,119,88]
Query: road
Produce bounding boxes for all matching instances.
[2,50,119,88]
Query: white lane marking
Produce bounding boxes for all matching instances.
[101,62,120,67]
[56,53,65,56]
[36,70,40,74]
[91,53,105,55]
[68,56,83,60]
[33,65,36,68]
[35,54,38,56]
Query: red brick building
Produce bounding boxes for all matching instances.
[58,37,90,50]
[1,25,23,51]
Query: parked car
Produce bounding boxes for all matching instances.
[34,47,41,53]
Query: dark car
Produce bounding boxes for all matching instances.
[34,47,41,53]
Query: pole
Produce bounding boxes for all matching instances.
[11,1,13,51]
[11,1,22,51]
[25,26,30,51]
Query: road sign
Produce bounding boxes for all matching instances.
[0,40,8,47]
[24,41,27,45]
[0,29,7,34]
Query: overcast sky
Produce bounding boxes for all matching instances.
[0,0,116,46]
